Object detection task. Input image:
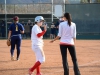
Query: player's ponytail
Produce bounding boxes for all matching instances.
[64,12,71,26]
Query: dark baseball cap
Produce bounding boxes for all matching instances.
[13,16,19,21]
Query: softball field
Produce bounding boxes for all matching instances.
[0,40,100,75]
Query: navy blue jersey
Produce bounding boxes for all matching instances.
[9,23,24,36]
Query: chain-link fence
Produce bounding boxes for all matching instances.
[0,0,65,39]
[0,0,100,39]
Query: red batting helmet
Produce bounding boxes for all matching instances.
[13,16,19,21]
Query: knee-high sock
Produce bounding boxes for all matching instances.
[36,65,40,74]
[30,61,41,72]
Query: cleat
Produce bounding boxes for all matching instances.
[16,58,20,61]
[11,56,14,61]
[36,73,42,75]
[28,69,33,75]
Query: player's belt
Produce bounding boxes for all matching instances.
[11,34,21,37]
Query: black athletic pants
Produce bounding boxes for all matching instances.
[60,45,81,75]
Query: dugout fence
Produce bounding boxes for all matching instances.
[0,0,100,39]
[65,3,100,39]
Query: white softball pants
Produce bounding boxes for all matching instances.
[32,45,45,63]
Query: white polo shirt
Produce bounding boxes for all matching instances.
[31,24,43,46]
[58,21,76,45]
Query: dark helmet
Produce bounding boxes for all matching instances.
[13,16,19,21]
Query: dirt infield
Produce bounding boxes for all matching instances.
[0,40,100,75]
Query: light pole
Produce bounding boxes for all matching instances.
[63,0,65,13]
[51,0,53,22]
[5,0,7,39]
[40,0,41,13]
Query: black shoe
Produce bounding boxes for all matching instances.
[16,58,20,61]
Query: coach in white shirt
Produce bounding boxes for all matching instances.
[50,12,81,75]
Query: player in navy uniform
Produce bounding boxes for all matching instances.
[55,16,64,37]
[8,16,24,61]
[0,20,5,37]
